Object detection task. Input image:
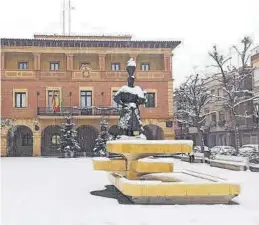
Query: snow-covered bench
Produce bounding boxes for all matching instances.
[249,163,259,172]
[209,155,249,171]
[181,153,205,163]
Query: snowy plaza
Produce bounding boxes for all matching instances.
[1,157,259,225]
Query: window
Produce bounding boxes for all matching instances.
[217,88,221,100]
[51,135,60,145]
[50,62,60,71]
[18,62,28,70]
[111,63,120,71]
[211,112,217,123]
[219,111,225,121]
[80,91,92,107]
[22,134,33,146]
[145,93,156,108]
[141,63,150,71]
[15,92,26,108]
[48,90,60,110]
[210,89,215,98]
[112,91,118,108]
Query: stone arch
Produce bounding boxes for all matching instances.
[41,125,62,157]
[76,125,98,156]
[143,124,164,140]
[7,125,33,157]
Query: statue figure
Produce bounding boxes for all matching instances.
[113,58,147,136]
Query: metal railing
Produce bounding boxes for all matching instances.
[37,106,119,116]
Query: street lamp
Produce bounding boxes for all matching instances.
[36,91,40,115]
[69,92,72,107]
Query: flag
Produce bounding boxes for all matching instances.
[55,94,61,112]
[51,91,56,112]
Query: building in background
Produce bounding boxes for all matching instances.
[252,45,259,103]
[174,71,254,148]
[0,34,180,157]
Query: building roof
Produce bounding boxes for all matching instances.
[33,34,133,41]
[0,37,181,49]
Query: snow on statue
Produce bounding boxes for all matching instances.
[113,58,146,136]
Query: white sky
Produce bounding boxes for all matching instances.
[1,0,259,87]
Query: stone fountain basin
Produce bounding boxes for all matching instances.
[107,170,240,204]
[106,140,193,154]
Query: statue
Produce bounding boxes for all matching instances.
[113,58,147,136]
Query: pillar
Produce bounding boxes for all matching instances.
[66,54,74,71]
[1,52,5,71]
[164,54,172,72]
[98,54,106,71]
[33,131,41,156]
[1,130,7,156]
[33,53,41,70]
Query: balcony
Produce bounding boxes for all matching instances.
[37,106,119,117]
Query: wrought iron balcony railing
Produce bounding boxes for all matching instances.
[37,106,119,116]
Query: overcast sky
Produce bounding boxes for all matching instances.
[1,0,259,87]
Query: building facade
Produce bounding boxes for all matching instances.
[0,34,180,157]
[174,72,255,148]
[252,45,259,103]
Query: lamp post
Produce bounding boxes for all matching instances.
[253,103,259,145]
[69,92,72,107]
[36,91,40,115]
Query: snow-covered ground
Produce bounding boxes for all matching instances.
[1,157,259,225]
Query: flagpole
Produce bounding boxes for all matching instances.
[62,0,66,35]
[68,0,71,35]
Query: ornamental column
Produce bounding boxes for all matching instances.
[33,53,41,70]
[98,54,106,71]
[33,130,41,156]
[1,52,5,71]
[66,54,74,71]
[1,129,7,156]
[164,54,172,72]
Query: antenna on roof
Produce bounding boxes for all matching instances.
[62,0,66,35]
[68,0,75,35]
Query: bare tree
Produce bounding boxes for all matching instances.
[174,74,211,152]
[209,36,257,151]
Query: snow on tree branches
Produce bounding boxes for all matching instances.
[58,114,81,158]
[93,118,112,156]
[174,74,211,151]
[208,36,258,150]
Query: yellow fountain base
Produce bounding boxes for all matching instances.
[93,140,240,204]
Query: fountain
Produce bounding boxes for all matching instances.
[92,59,240,204]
